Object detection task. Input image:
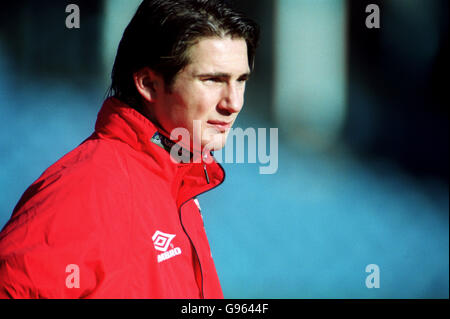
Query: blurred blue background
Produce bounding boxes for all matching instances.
[0,0,448,298]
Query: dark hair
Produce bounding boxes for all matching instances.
[108,0,260,111]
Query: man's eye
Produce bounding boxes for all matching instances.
[204,78,221,83]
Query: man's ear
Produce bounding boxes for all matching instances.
[133,68,162,103]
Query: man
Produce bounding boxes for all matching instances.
[0,0,259,298]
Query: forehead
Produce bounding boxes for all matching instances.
[185,37,250,75]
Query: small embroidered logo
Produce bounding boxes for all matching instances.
[152,230,176,252]
[152,230,182,263]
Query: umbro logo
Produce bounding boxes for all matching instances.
[152,231,175,252]
[152,230,182,263]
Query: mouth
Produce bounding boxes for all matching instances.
[207,120,233,132]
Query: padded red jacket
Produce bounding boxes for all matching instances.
[0,97,225,299]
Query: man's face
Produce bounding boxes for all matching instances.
[151,36,250,152]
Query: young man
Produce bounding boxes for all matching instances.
[0,0,259,298]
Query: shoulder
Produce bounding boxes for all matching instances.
[1,137,135,241]
[41,135,137,194]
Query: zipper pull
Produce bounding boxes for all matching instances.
[203,164,210,184]
[202,153,210,184]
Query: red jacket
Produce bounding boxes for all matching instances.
[0,97,225,299]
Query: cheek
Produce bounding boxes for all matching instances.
[163,93,196,128]
[167,84,220,132]
[187,91,218,121]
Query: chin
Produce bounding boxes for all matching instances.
[202,134,227,152]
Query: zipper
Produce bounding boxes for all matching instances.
[179,213,204,298]
[178,162,225,299]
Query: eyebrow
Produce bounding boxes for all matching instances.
[195,72,251,80]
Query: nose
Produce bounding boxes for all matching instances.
[218,83,244,114]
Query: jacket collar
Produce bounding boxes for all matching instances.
[94,97,225,207]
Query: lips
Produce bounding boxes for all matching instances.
[207,120,232,132]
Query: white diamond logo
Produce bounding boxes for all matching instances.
[152,231,176,252]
